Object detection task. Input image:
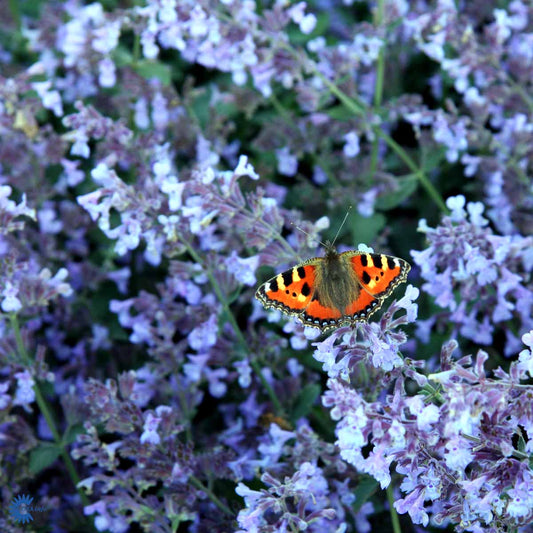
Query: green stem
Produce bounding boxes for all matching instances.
[373,0,386,110]
[176,386,194,443]
[178,239,247,348]
[315,71,448,214]
[177,237,285,416]
[370,0,386,177]
[249,359,284,415]
[511,81,533,114]
[7,0,21,31]
[189,475,233,516]
[490,59,533,114]
[375,130,448,213]
[386,483,402,533]
[269,91,292,120]
[9,315,89,507]
[132,31,141,64]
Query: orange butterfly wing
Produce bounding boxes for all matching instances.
[343,289,379,318]
[301,253,409,329]
[342,252,410,324]
[255,263,318,316]
[344,252,410,298]
[256,251,410,332]
[301,298,343,328]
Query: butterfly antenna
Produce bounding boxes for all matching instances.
[331,205,352,245]
[290,221,327,248]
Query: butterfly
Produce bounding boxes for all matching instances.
[255,242,410,332]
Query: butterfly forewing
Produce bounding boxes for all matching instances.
[255,263,317,315]
[346,252,410,298]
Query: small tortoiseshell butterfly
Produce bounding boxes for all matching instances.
[255,242,410,332]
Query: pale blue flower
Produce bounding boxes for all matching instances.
[13,370,35,409]
[225,252,259,286]
[1,281,22,312]
[140,412,161,445]
[276,146,298,176]
[343,131,360,158]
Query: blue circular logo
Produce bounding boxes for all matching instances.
[9,494,34,524]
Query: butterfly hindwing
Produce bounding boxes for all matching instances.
[301,298,343,330]
[255,263,317,315]
[344,288,380,319]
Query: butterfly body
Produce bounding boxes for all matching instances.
[255,242,410,331]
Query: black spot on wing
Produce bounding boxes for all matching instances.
[270,279,279,292]
[387,257,395,270]
[282,270,293,287]
[301,282,311,297]
[361,254,368,267]
[362,271,371,284]
[297,266,306,279]
[372,255,382,269]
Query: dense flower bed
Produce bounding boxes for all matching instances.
[0,1,532,531]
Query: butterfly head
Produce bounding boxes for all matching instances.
[322,239,337,255]
[322,240,341,264]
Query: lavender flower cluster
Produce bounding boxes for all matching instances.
[1,1,532,532]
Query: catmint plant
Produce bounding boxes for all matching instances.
[0,1,531,532]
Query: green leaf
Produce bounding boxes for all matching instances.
[325,105,353,121]
[29,442,61,474]
[62,423,84,445]
[291,383,321,421]
[308,407,336,442]
[133,60,172,86]
[111,45,133,68]
[352,475,379,512]
[171,513,194,532]
[375,175,418,210]
[347,212,386,246]
[191,89,212,130]
[421,145,446,172]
